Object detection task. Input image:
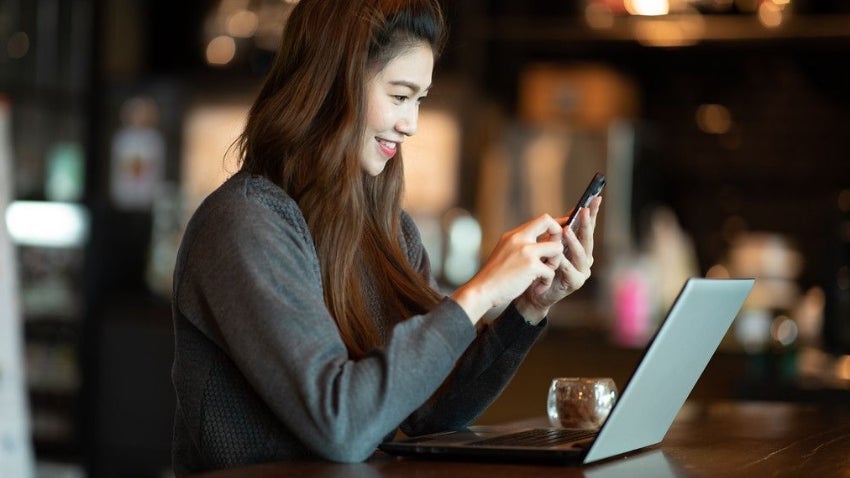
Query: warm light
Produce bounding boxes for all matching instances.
[226,10,259,38]
[585,3,615,30]
[706,264,731,278]
[204,0,296,56]
[7,31,29,59]
[632,12,705,47]
[835,355,850,381]
[758,1,785,28]
[181,102,250,217]
[5,201,90,248]
[625,0,669,16]
[206,35,237,65]
[696,104,733,135]
[402,109,460,215]
[729,233,804,280]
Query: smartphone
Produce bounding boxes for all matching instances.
[565,172,606,232]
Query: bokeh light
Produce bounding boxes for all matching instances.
[696,104,733,135]
[226,10,259,38]
[206,35,237,66]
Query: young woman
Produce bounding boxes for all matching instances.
[170,0,601,474]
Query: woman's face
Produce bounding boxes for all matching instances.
[360,42,434,176]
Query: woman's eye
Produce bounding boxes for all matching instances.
[392,95,407,103]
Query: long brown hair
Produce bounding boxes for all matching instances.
[237,0,447,358]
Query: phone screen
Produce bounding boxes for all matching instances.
[565,172,606,231]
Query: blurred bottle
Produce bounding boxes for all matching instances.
[608,206,699,347]
[45,142,85,202]
[109,97,165,212]
[441,208,481,288]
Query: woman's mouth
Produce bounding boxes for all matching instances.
[376,138,398,158]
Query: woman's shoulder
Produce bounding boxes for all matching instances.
[183,171,311,246]
[211,170,296,210]
[198,172,303,223]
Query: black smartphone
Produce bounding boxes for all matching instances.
[565,172,606,232]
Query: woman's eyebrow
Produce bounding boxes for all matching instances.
[389,80,432,94]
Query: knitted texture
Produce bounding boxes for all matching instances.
[171,172,546,474]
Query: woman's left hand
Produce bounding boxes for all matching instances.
[515,196,602,324]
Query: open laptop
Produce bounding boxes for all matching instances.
[379,277,755,465]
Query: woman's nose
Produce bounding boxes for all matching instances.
[396,109,418,136]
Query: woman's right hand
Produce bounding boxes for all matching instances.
[450,214,566,325]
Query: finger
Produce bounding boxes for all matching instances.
[589,195,602,219]
[563,228,591,270]
[578,208,595,260]
[530,240,566,264]
[559,260,590,291]
[570,197,600,234]
[562,226,581,255]
[578,198,600,257]
[548,215,570,242]
[542,249,567,269]
[520,214,563,242]
[535,265,556,288]
[559,257,581,283]
[555,213,571,228]
[559,245,592,281]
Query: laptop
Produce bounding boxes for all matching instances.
[379,278,755,465]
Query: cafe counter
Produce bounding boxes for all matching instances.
[187,400,850,478]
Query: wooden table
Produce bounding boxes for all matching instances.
[187,401,850,478]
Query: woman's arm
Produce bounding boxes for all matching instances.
[396,213,546,435]
[400,303,545,435]
[174,181,477,463]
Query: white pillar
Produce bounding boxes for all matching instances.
[0,95,35,478]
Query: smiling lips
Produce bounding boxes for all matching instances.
[376,138,399,158]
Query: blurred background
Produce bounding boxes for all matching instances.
[1,0,850,477]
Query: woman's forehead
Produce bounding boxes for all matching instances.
[373,43,434,88]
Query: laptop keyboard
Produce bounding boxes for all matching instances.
[467,428,598,447]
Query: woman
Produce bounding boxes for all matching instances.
[170,0,601,474]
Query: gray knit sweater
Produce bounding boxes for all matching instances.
[171,172,546,475]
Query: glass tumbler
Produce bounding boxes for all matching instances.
[547,377,617,429]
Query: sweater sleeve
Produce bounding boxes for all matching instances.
[174,179,477,463]
[396,213,547,436]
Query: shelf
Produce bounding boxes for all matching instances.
[471,14,850,46]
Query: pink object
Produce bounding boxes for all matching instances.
[613,271,651,347]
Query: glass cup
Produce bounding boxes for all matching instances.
[547,377,618,429]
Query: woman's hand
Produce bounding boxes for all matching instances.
[515,196,602,324]
[451,213,566,325]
